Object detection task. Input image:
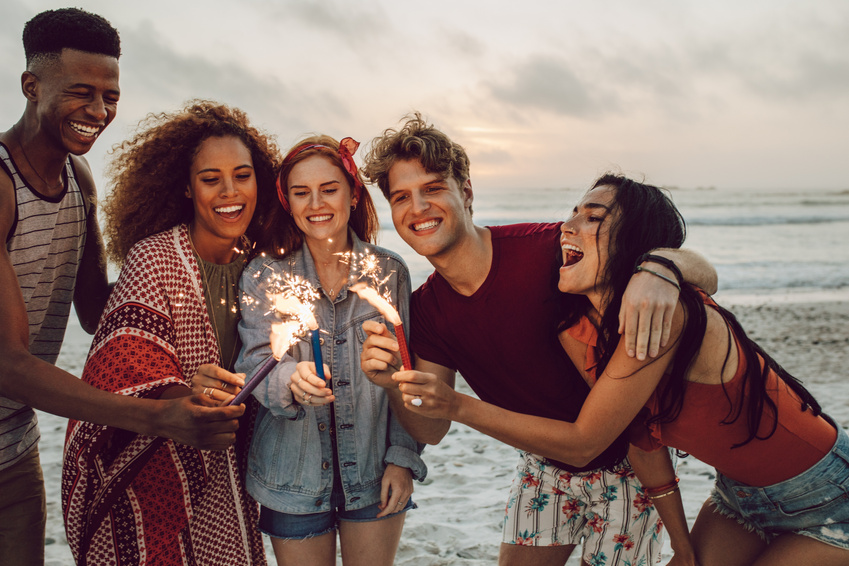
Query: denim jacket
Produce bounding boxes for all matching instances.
[236,233,426,514]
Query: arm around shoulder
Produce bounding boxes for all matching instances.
[648,248,717,295]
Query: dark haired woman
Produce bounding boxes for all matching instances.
[549,175,848,565]
[62,101,280,565]
[237,135,425,566]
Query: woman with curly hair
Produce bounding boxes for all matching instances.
[62,100,280,565]
[236,135,425,566]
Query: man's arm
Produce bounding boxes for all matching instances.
[70,155,111,333]
[649,248,717,294]
[620,248,717,360]
[360,320,453,444]
[0,183,242,449]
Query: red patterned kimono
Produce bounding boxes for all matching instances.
[62,225,265,566]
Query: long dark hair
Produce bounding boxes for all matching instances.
[568,174,820,447]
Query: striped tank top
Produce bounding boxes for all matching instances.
[0,142,87,470]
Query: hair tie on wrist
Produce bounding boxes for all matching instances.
[635,266,681,291]
[636,253,684,285]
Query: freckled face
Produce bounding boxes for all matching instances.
[187,136,257,258]
[286,155,355,247]
[386,158,473,260]
[558,185,618,300]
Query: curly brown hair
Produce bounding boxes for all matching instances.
[257,134,379,257]
[362,112,470,201]
[103,100,280,266]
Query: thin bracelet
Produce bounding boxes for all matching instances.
[635,266,681,291]
[648,486,680,500]
[645,477,680,496]
[636,253,684,285]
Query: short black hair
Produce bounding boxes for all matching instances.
[23,8,121,67]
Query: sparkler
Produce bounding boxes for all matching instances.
[228,274,321,405]
[349,283,412,372]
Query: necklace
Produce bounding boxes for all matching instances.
[188,230,240,370]
[321,264,350,300]
[13,123,64,193]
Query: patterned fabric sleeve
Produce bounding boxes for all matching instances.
[62,227,265,566]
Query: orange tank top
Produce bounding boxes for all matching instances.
[566,295,835,487]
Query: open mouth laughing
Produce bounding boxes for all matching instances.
[215,204,245,219]
[562,243,584,266]
[69,121,102,138]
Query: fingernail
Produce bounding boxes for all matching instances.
[628,349,635,357]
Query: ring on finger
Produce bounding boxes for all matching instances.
[411,396,423,407]
[302,391,307,401]
[220,380,227,390]
[306,394,313,404]
[203,387,213,397]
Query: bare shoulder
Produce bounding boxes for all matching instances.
[69,154,98,202]
[0,160,15,237]
[686,302,736,384]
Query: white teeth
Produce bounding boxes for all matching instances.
[215,205,243,214]
[69,122,100,137]
[562,243,582,253]
[309,214,332,222]
[413,219,439,231]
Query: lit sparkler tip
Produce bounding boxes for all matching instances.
[349,282,402,325]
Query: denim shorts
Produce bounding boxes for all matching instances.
[258,487,416,540]
[710,419,849,549]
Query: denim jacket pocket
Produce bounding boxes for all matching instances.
[248,407,326,494]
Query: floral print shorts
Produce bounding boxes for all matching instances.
[503,452,664,566]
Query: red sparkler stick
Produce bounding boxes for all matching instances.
[391,322,412,371]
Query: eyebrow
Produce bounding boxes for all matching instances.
[66,83,121,95]
[573,202,612,213]
[196,164,253,175]
[289,179,342,190]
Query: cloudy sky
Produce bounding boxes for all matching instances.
[2,0,848,196]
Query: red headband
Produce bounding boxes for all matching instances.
[276,136,365,212]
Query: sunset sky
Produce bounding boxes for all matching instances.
[2,0,848,195]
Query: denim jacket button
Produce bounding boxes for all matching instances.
[315,499,323,506]
[335,338,347,344]
[736,490,749,498]
[322,461,330,470]
[318,423,327,432]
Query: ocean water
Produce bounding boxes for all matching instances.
[372,185,849,300]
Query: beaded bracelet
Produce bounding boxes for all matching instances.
[636,253,684,285]
[635,266,681,291]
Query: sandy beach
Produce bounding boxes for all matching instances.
[40,296,849,565]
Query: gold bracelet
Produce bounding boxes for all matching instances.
[648,486,680,500]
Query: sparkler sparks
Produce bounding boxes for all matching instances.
[228,271,321,406]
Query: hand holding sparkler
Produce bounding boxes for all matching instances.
[290,361,335,406]
[351,283,423,407]
[360,320,406,389]
[350,283,412,371]
[229,277,322,406]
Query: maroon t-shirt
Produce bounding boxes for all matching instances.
[410,223,627,472]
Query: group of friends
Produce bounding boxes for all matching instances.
[1,8,847,566]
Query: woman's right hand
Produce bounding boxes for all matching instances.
[290,361,335,406]
[190,363,245,405]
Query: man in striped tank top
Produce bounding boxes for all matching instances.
[0,9,247,564]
